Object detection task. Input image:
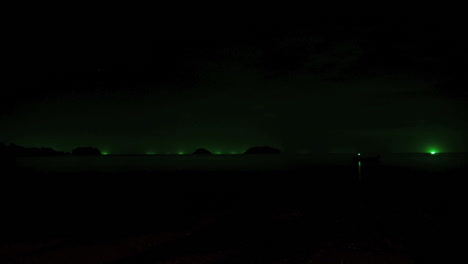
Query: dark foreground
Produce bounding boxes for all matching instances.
[0,159,463,263]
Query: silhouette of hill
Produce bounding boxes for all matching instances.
[71,147,102,156]
[0,142,67,157]
[192,148,213,154]
[244,146,281,154]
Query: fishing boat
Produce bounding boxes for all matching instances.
[352,153,381,163]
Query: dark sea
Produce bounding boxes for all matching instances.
[14,153,468,173]
[1,153,465,263]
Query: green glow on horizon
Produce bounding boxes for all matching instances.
[146,152,155,155]
[215,152,222,155]
[178,151,185,155]
[102,152,109,155]
[427,148,439,155]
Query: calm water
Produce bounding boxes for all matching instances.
[15,153,468,173]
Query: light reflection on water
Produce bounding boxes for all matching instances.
[358,161,362,181]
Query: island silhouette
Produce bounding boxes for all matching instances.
[192,148,213,154]
[1,143,284,156]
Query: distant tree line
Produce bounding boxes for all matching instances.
[192,146,281,155]
[0,143,68,157]
[0,143,102,157]
[1,143,282,157]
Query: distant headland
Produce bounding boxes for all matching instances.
[0,143,283,157]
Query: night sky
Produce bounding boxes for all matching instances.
[2,15,467,154]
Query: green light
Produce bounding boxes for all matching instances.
[178,152,184,155]
[357,153,361,156]
[102,152,109,155]
[215,152,222,155]
[146,152,155,155]
[428,149,438,155]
